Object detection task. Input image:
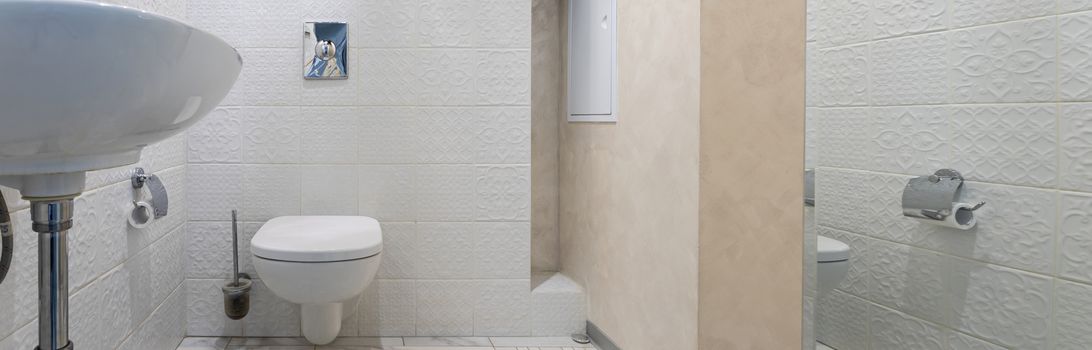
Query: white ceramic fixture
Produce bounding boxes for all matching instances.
[0,2,240,349]
[817,235,850,297]
[251,216,384,345]
[0,0,242,197]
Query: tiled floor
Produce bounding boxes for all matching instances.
[177,336,599,350]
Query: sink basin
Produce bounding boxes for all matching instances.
[0,0,241,197]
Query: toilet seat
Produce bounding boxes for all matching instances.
[817,235,849,262]
[251,216,382,262]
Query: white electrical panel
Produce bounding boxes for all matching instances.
[568,0,617,123]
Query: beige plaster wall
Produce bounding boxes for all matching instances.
[697,0,806,349]
[558,0,702,349]
[531,0,562,273]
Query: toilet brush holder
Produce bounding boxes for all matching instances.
[222,274,252,320]
[222,209,251,320]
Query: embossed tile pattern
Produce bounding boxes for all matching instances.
[158,0,536,341]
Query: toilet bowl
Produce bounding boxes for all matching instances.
[816,235,850,297]
[251,216,382,345]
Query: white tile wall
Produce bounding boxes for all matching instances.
[808,1,1092,348]
[184,0,535,339]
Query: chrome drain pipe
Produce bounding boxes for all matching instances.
[30,199,74,350]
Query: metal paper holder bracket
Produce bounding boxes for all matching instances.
[901,169,984,223]
[131,167,168,219]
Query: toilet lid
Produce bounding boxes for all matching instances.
[251,216,382,262]
[817,235,850,262]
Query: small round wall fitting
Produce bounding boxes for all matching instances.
[571,333,591,344]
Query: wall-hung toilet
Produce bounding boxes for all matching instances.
[251,216,383,345]
[816,235,850,297]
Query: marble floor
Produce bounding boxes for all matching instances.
[177,336,599,350]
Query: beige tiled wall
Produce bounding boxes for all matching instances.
[531,0,562,273]
[697,0,806,349]
[558,0,702,349]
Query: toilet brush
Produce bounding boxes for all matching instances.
[222,209,252,320]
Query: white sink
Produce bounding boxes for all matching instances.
[0,0,241,197]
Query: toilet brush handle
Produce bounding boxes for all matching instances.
[231,210,239,285]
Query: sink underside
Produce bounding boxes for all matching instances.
[0,0,242,178]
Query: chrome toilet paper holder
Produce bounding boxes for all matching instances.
[131,167,168,219]
[902,169,984,222]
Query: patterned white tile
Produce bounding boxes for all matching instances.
[68,184,129,291]
[1058,193,1092,284]
[419,0,477,47]
[945,332,1006,350]
[1061,104,1092,191]
[817,227,870,297]
[925,182,1056,274]
[301,165,359,215]
[476,50,530,105]
[475,222,530,279]
[866,240,948,325]
[187,279,243,337]
[814,108,872,169]
[948,18,1056,103]
[476,107,530,164]
[815,290,870,350]
[222,49,302,106]
[239,165,301,222]
[360,279,417,336]
[358,165,417,221]
[187,108,243,164]
[1061,13,1092,101]
[185,222,235,279]
[403,336,491,346]
[476,165,530,221]
[477,0,531,48]
[188,165,241,222]
[950,104,1057,187]
[419,50,478,106]
[1054,280,1092,349]
[805,108,818,169]
[358,107,416,164]
[869,106,949,174]
[870,33,947,105]
[811,0,872,47]
[416,223,476,279]
[871,0,946,39]
[186,0,299,48]
[301,107,360,164]
[946,259,1052,349]
[357,0,420,48]
[811,45,869,106]
[70,266,132,350]
[804,208,817,347]
[417,107,478,163]
[870,304,946,350]
[475,280,531,336]
[377,222,417,279]
[416,165,476,221]
[244,280,301,337]
[358,49,419,106]
[0,211,38,340]
[1061,0,1092,13]
[950,0,1054,28]
[416,280,477,336]
[119,286,186,350]
[189,107,302,164]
